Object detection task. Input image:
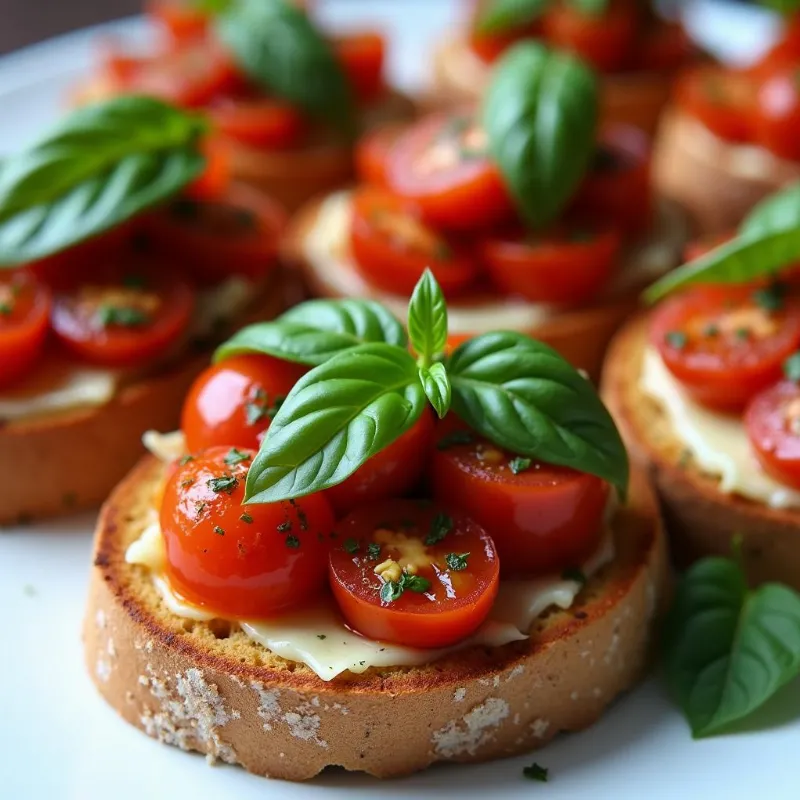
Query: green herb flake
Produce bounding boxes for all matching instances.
[180,478,195,488]
[436,430,474,450]
[317,634,327,640]
[213,525,225,536]
[523,763,548,782]
[735,327,751,341]
[343,538,360,554]
[194,501,207,517]
[561,567,587,584]
[380,572,431,603]
[207,474,239,495]
[366,542,382,561]
[0,302,12,316]
[290,498,309,530]
[179,454,194,466]
[784,351,800,382]
[96,305,150,328]
[425,512,453,546]
[240,512,254,524]
[380,580,404,603]
[753,281,786,312]
[277,520,292,533]
[702,323,720,337]
[665,330,688,350]
[508,456,532,475]
[286,535,301,549]
[224,448,251,466]
[445,552,470,571]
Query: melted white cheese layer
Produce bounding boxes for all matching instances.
[641,346,800,508]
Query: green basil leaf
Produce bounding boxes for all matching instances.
[566,0,609,15]
[244,343,426,503]
[739,181,800,238]
[447,331,629,496]
[420,362,451,419]
[216,0,355,135]
[215,298,406,366]
[407,268,448,366]
[664,557,800,737]
[482,42,598,229]
[756,0,800,13]
[0,96,207,266]
[475,0,548,35]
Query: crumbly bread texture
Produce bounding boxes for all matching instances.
[602,314,800,588]
[652,108,800,235]
[84,456,669,781]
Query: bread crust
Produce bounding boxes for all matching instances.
[84,456,668,781]
[652,108,800,235]
[602,314,800,587]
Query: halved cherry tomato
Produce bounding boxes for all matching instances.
[332,32,385,103]
[144,184,286,284]
[480,218,620,306]
[329,499,500,648]
[430,420,608,577]
[650,284,800,410]
[754,62,800,161]
[325,410,436,517]
[384,113,514,232]
[674,66,757,143]
[209,95,307,150]
[0,272,51,387]
[745,379,800,489]
[349,187,480,297]
[161,446,335,618]
[181,354,307,453]
[147,0,209,42]
[631,20,692,72]
[355,123,404,186]
[50,259,195,368]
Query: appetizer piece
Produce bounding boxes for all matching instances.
[430,0,693,134]
[84,271,668,781]
[603,182,800,587]
[284,43,687,378]
[0,96,287,524]
[75,0,415,209]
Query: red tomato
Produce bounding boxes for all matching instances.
[161,446,335,618]
[355,123,404,186]
[745,379,800,489]
[210,95,307,150]
[631,20,692,72]
[144,184,286,284]
[430,421,608,577]
[650,284,800,410]
[50,259,195,368]
[674,66,757,143]
[754,63,800,160]
[349,187,480,297]
[384,113,514,232]
[328,499,500,648]
[480,218,621,306]
[325,410,436,517]
[750,18,800,78]
[0,271,51,387]
[332,32,385,103]
[185,136,231,201]
[181,354,307,453]
[147,0,209,42]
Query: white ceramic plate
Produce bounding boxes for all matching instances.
[1,3,799,798]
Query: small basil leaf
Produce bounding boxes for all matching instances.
[244,343,426,503]
[216,0,355,135]
[482,42,598,229]
[419,362,451,419]
[664,557,800,737]
[408,268,448,366]
[447,331,628,497]
[475,0,548,35]
[215,298,406,366]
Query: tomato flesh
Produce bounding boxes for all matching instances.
[210,95,307,150]
[355,123,404,186]
[329,499,500,648]
[333,32,385,103]
[0,272,51,387]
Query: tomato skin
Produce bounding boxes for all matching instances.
[355,123,404,186]
[181,354,307,453]
[632,20,692,72]
[329,499,500,648]
[161,447,335,618]
[650,284,800,411]
[325,410,436,517]
[430,420,608,577]
[0,272,51,387]
[349,187,480,297]
[210,96,307,150]
[754,63,800,161]
[185,136,231,201]
[745,380,800,489]
[333,32,385,103]
[147,0,209,42]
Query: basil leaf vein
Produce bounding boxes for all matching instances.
[419,362,451,419]
[475,0,548,35]
[407,268,448,366]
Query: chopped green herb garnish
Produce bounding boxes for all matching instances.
[561,567,587,584]
[508,457,532,475]
[753,281,786,312]
[207,474,238,495]
[0,302,12,316]
[445,552,470,571]
[436,430,474,450]
[735,327,751,341]
[96,305,149,328]
[380,572,432,603]
[179,454,194,466]
[224,448,251,466]
[425,513,453,546]
[665,330,687,349]
[180,478,195,488]
[286,535,300,549]
[702,323,720,337]
[213,525,225,536]
[317,634,327,640]
[277,520,292,533]
[240,512,254,524]
[366,542,382,561]
[291,498,309,530]
[523,763,548,782]
[245,388,284,426]
[343,538,360,554]
[784,351,800,382]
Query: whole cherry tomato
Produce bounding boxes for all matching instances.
[754,62,800,160]
[332,32,385,103]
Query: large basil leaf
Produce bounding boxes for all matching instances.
[447,331,629,496]
[482,42,598,229]
[216,0,355,135]
[664,558,800,737]
[244,343,426,503]
[215,298,407,366]
[475,0,548,35]
[0,96,207,266]
[407,268,448,367]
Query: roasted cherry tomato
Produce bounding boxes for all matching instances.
[161,446,335,618]
[147,0,209,42]
[632,20,692,72]
[326,410,436,517]
[0,271,51,387]
[651,283,800,410]
[181,354,307,453]
[384,113,514,231]
[50,259,195,368]
[754,63,800,161]
[430,420,608,577]
[349,187,479,297]
[209,95,306,150]
[144,184,286,284]
[328,499,500,648]
[746,379,800,489]
[674,66,756,143]
[333,32,385,102]
[355,123,404,186]
[480,218,620,306]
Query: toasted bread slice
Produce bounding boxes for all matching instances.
[84,456,668,781]
[602,314,800,587]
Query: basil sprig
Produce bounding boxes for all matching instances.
[664,557,800,737]
[0,96,207,267]
[482,42,598,229]
[216,0,355,135]
[644,182,800,303]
